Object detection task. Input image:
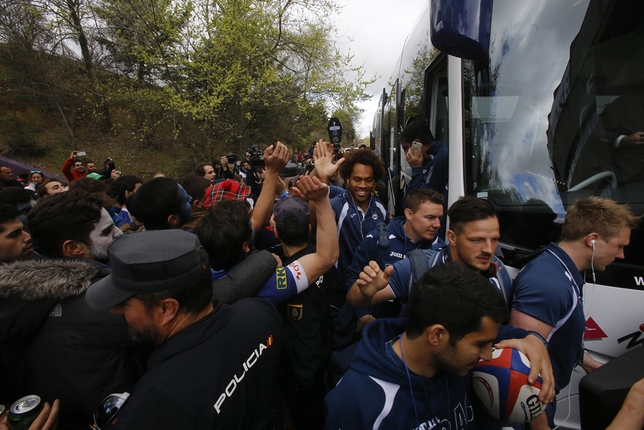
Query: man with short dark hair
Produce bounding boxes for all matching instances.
[110,175,142,227]
[343,189,445,334]
[325,263,509,429]
[85,229,284,429]
[36,178,64,197]
[0,165,23,188]
[402,121,448,196]
[0,188,37,219]
[61,151,88,183]
[239,160,251,182]
[348,196,510,310]
[0,191,138,428]
[0,203,33,262]
[271,196,333,429]
[195,163,216,182]
[133,177,191,230]
[85,160,97,173]
[180,173,212,231]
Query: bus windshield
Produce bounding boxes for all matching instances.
[463,0,644,258]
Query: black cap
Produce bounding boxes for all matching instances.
[273,197,310,229]
[86,230,208,310]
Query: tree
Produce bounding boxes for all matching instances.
[402,31,437,123]
[164,0,372,159]
[0,0,90,143]
[0,0,372,165]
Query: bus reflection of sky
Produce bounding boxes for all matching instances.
[479,0,588,217]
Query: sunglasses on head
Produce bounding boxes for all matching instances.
[30,170,42,174]
[91,392,129,430]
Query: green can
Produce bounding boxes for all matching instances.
[7,395,43,430]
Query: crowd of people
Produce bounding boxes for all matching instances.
[0,127,641,430]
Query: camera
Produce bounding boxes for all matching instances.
[246,146,265,168]
[226,154,236,164]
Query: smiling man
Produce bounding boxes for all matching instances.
[325,263,508,430]
[61,151,88,183]
[509,196,640,429]
[326,148,388,313]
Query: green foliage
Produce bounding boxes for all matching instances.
[0,0,372,170]
[402,31,437,123]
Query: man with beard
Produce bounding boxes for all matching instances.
[326,263,509,429]
[346,196,556,409]
[347,196,511,308]
[85,230,284,429]
[0,204,34,263]
[0,191,142,428]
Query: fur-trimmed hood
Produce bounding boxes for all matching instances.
[0,258,107,301]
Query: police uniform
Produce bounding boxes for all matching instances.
[113,299,284,430]
[278,244,333,430]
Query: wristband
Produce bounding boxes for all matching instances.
[278,191,289,199]
[528,331,548,346]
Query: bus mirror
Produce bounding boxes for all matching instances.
[430,0,492,61]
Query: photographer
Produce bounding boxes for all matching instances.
[218,155,237,180]
[61,151,88,183]
[239,146,264,197]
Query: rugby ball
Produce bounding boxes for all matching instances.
[471,347,545,424]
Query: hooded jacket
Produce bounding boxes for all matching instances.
[325,318,475,430]
[0,259,144,429]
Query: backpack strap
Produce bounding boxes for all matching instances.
[490,257,513,306]
[407,248,443,296]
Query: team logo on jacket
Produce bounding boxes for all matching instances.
[288,303,303,320]
[372,213,379,220]
[49,303,62,317]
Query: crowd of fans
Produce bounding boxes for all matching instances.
[0,132,641,430]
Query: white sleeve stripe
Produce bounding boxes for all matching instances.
[368,376,400,430]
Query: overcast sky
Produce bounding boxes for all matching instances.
[332,0,428,139]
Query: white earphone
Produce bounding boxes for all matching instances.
[591,239,596,249]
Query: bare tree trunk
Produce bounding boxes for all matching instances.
[66,0,112,133]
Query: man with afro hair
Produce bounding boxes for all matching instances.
[326,148,388,341]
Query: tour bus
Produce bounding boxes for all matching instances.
[373,0,644,427]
